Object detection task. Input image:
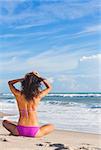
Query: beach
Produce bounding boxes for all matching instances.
[0,0,100,149]
[0,93,101,150]
[0,112,101,150]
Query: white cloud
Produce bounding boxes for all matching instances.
[0,47,81,72]
[1,47,100,75]
[0,50,101,92]
[0,50,30,58]
[51,24,101,43]
[15,24,38,29]
[76,25,101,36]
[85,25,101,33]
[0,25,66,39]
[77,54,101,85]
[80,54,101,62]
[55,72,101,92]
[27,49,79,72]
[56,74,79,91]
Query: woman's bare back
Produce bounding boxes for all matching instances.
[16,93,40,126]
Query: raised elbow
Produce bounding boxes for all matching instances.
[8,81,11,85]
[48,85,52,91]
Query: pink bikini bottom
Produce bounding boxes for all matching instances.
[16,125,40,137]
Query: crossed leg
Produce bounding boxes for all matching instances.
[2,120,54,138]
[2,120,19,136]
[35,124,54,138]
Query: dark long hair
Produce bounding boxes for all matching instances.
[21,73,42,101]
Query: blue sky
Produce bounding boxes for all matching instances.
[0,0,101,93]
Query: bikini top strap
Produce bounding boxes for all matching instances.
[19,109,37,117]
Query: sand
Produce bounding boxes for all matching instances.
[0,112,101,150]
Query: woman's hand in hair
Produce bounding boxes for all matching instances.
[32,71,45,82]
[32,71,41,78]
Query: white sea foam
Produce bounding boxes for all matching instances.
[48,93,101,97]
[38,102,101,134]
[1,92,101,98]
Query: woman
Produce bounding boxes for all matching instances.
[2,72,54,138]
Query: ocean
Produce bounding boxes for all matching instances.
[0,92,101,134]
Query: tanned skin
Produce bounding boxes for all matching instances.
[2,72,54,137]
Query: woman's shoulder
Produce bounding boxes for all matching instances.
[15,92,25,102]
[32,96,40,105]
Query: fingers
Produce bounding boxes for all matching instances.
[33,71,40,76]
[33,71,39,75]
[26,71,41,78]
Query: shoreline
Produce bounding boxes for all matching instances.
[0,112,16,117]
[0,112,101,150]
[0,112,101,135]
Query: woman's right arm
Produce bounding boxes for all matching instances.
[39,78,52,97]
[8,78,24,96]
[37,79,52,99]
[33,72,52,98]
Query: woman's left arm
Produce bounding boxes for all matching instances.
[8,78,24,96]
